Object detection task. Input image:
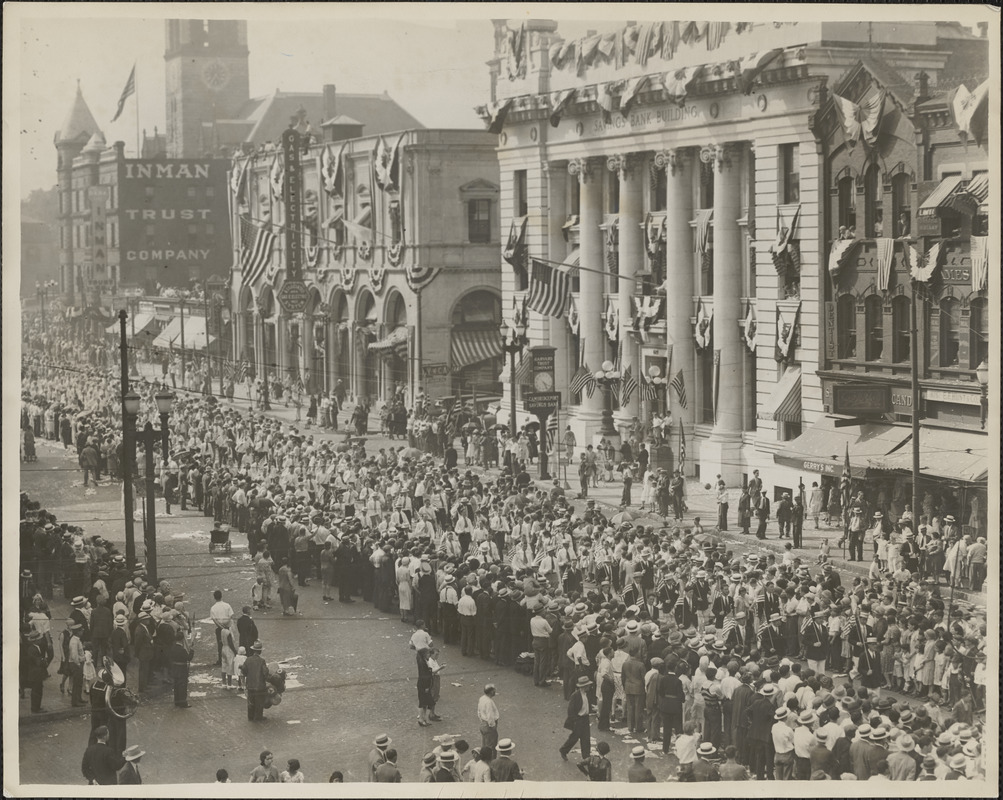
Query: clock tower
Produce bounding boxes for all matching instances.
[165,19,250,158]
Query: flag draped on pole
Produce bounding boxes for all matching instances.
[670,369,688,409]
[620,364,637,406]
[570,364,595,398]
[111,64,136,122]
[678,420,687,469]
[527,259,571,318]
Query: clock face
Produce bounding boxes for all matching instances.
[202,59,230,91]
[534,372,554,392]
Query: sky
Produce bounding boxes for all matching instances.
[10,4,606,198]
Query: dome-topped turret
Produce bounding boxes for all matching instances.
[54,82,101,146]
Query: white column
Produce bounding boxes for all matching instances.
[656,148,695,469]
[701,143,744,485]
[610,153,643,430]
[569,157,604,430]
[546,161,570,405]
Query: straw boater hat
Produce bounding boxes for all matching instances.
[373,734,391,749]
[496,738,515,755]
[630,745,647,760]
[123,746,145,761]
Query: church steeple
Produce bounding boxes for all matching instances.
[54,81,101,146]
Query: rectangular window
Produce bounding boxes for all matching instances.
[652,165,667,212]
[514,170,528,218]
[700,348,714,424]
[780,143,800,205]
[187,187,197,198]
[569,178,581,216]
[187,223,198,248]
[467,199,491,243]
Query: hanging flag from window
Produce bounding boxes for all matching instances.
[111,64,136,122]
[827,237,862,279]
[605,297,620,341]
[694,299,712,350]
[479,98,513,134]
[269,155,285,202]
[670,369,688,409]
[320,143,345,197]
[502,216,528,271]
[950,79,989,146]
[775,302,801,365]
[875,238,895,291]
[743,301,758,353]
[526,259,571,319]
[240,218,277,287]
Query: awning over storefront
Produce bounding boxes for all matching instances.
[877,427,988,483]
[151,317,181,349]
[105,311,157,336]
[180,316,215,350]
[944,172,989,216]
[367,326,408,360]
[758,366,802,423]
[917,175,966,217]
[451,328,503,371]
[773,415,912,477]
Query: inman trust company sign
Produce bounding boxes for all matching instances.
[118,158,231,278]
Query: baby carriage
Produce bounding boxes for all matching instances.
[209,522,232,554]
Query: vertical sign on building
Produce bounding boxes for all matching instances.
[89,185,111,285]
[282,128,303,282]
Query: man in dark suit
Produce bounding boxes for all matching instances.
[755,491,771,539]
[241,640,270,721]
[373,749,401,782]
[236,606,258,652]
[627,746,656,782]
[117,746,144,785]
[729,673,755,765]
[657,661,685,754]
[81,725,125,785]
[745,684,777,780]
[559,676,593,761]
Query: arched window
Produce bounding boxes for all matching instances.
[863,163,881,237]
[969,297,989,369]
[837,175,856,232]
[891,295,910,363]
[891,173,912,238]
[837,295,857,359]
[939,297,960,367]
[864,295,884,361]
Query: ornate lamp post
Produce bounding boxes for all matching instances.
[176,289,191,387]
[134,389,175,585]
[593,360,621,436]
[257,300,271,410]
[975,360,989,429]
[501,317,529,435]
[647,365,668,412]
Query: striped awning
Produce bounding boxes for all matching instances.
[944,172,989,216]
[563,246,581,277]
[758,366,802,423]
[368,326,408,359]
[917,175,966,217]
[451,328,503,371]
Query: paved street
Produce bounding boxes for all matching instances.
[17,382,985,785]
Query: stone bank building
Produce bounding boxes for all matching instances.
[482,18,991,520]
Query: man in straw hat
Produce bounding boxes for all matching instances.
[367,734,391,782]
[490,738,523,781]
[627,745,657,782]
[117,745,145,785]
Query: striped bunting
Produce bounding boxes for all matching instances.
[526,259,571,319]
[620,364,637,406]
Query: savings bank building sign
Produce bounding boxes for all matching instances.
[119,159,231,275]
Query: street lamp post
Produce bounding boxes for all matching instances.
[646,364,668,415]
[135,389,175,585]
[36,279,57,318]
[257,302,271,410]
[127,296,140,378]
[593,360,621,436]
[501,319,528,436]
[120,314,139,571]
[975,360,989,429]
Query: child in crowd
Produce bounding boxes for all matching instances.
[817,539,831,565]
[232,646,247,692]
[673,722,699,780]
[577,740,612,781]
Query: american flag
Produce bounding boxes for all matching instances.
[670,369,688,409]
[620,364,637,406]
[841,618,854,637]
[641,378,659,401]
[721,618,738,636]
[514,352,534,386]
[757,621,769,636]
[526,259,571,318]
[570,364,595,398]
[111,64,135,122]
[800,616,814,635]
[240,216,277,287]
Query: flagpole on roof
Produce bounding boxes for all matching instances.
[134,67,140,157]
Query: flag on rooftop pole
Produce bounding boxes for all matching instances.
[111,64,136,122]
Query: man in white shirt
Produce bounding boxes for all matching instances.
[457,587,478,656]
[209,589,234,667]
[530,608,554,687]
[477,684,500,751]
[771,707,796,780]
[792,710,817,779]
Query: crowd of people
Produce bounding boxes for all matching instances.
[17,326,991,784]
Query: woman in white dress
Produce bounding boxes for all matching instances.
[396,556,414,623]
